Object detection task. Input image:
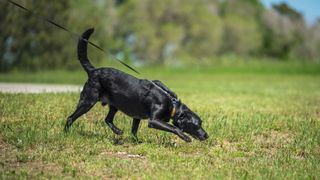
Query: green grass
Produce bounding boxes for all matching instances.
[1,60,320,84]
[1,63,320,179]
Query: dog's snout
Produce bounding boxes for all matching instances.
[196,128,208,141]
[203,132,209,140]
[198,132,208,141]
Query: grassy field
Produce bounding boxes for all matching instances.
[1,63,320,179]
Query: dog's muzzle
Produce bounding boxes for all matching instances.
[189,128,208,141]
[197,129,209,141]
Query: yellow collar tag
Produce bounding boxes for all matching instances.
[170,107,176,118]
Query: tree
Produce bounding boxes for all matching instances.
[292,22,320,61]
[0,0,70,71]
[261,3,306,59]
[272,2,303,21]
[219,0,263,56]
[116,0,223,64]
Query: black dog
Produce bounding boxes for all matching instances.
[64,28,208,142]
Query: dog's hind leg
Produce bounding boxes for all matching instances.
[64,101,97,132]
[64,83,99,132]
[105,105,123,135]
[131,118,141,141]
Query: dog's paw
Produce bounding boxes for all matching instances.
[131,134,138,141]
[176,130,192,143]
[113,128,123,135]
[181,134,192,143]
[130,135,142,143]
[175,128,192,142]
[64,126,70,133]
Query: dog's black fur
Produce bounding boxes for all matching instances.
[64,28,208,142]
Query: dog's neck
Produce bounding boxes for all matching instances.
[170,99,180,119]
[171,102,183,129]
[170,105,176,118]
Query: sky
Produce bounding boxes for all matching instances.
[260,0,320,24]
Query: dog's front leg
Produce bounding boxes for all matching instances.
[148,120,191,142]
[131,118,141,141]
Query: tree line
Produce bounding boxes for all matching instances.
[1,0,319,71]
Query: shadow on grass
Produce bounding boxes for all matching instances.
[74,128,183,148]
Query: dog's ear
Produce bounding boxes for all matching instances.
[173,110,187,130]
[173,118,184,130]
[175,99,182,106]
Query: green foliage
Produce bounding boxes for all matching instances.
[221,15,262,55]
[116,0,223,64]
[261,10,307,60]
[272,2,303,21]
[0,0,71,71]
[1,0,320,72]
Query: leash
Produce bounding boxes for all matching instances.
[6,0,179,116]
[148,80,179,118]
[6,0,140,75]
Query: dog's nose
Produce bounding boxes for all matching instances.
[199,132,208,141]
[203,133,209,140]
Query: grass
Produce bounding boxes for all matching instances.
[0,62,320,179]
[1,60,320,84]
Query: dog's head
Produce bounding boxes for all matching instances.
[172,102,208,141]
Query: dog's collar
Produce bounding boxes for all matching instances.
[170,106,176,118]
[170,98,179,118]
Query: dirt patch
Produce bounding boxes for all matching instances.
[0,138,64,178]
[316,110,320,119]
[219,140,239,152]
[0,139,147,178]
[255,131,293,147]
[0,139,17,164]
[100,151,145,159]
[94,151,149,178]
[254,130,294,156]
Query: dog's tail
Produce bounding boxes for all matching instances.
[78,28,95,75]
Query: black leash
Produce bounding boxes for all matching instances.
[6,0,180,109]
[6,0,140,75]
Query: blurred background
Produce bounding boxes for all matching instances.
[0,0,319,73]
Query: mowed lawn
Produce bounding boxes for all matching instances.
[0,64,320,179]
